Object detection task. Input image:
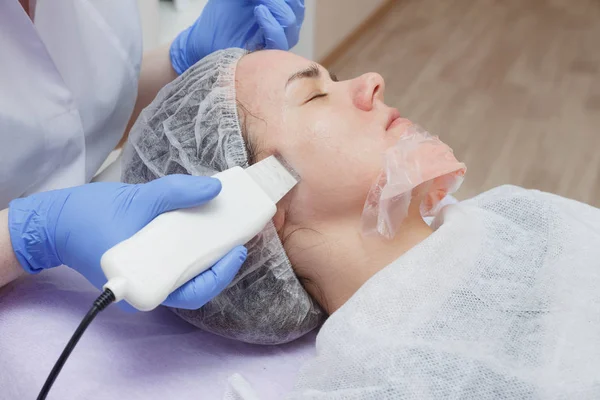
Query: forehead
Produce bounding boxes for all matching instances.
[235,50,311,100]
[237,49,310,79]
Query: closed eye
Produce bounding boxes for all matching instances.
[306,93,328,103]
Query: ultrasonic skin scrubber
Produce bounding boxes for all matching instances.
[101,154,300,311]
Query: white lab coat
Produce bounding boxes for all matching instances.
[0,0,142,209]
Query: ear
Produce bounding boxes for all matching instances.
[272,206,286,233]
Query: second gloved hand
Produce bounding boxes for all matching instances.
[8,175,247,311]
[170,0,305,75]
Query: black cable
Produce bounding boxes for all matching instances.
[37,288,116,400]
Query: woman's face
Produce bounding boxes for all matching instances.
[235,50,409,227]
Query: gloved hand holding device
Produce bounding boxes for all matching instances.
[8,175,247,311]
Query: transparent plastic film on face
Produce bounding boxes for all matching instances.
[361,122,466,239]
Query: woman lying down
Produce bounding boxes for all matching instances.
[123,48,600,398]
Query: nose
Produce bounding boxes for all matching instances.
[351,72,385,111]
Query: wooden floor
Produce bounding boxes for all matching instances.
[327,0,600,205]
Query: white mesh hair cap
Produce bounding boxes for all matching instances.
[121,48,324,344]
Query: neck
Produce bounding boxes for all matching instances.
[287,208,433,314]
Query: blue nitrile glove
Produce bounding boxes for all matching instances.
[8,175,247,311]
[170,0,305,75]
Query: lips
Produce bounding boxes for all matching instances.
[386,108,403,131]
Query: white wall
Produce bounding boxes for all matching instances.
[157,0,209,47]
[291,0,316,60]
[136,0,160,51]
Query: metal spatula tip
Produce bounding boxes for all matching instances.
[245,155,300,204]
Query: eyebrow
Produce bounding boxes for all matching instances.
[286,63,339,87]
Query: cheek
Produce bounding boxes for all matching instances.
[281,112,385,220]
[292,171,376,221]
